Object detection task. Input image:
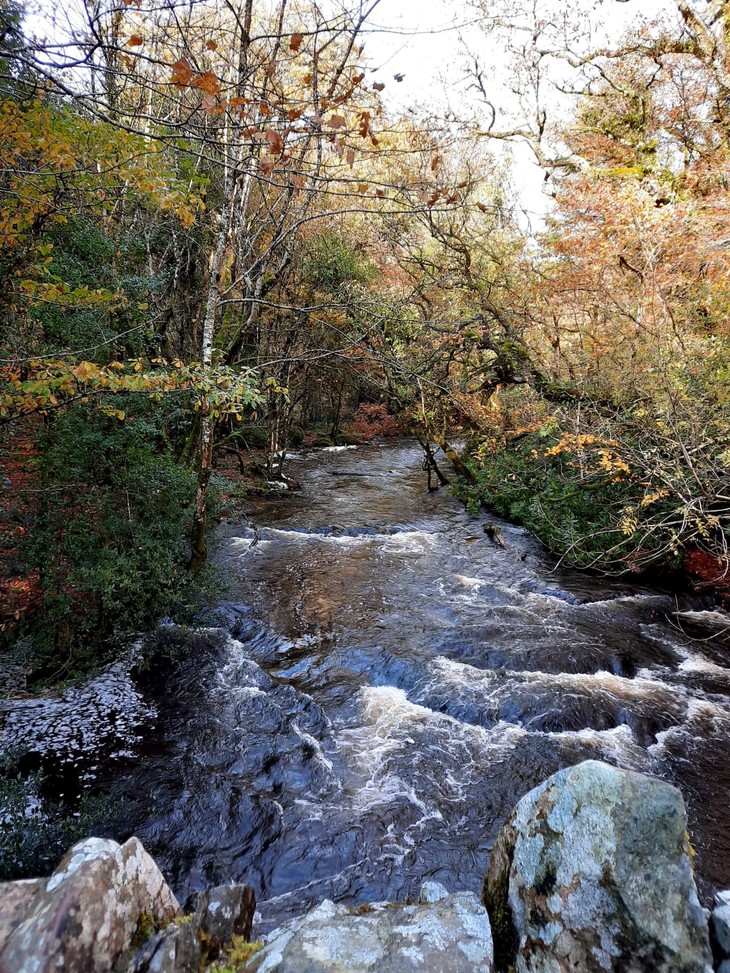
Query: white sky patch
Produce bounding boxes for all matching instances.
[361,0,678,226]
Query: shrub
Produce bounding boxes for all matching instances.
[11,399,211,682]
[349,402,401,440]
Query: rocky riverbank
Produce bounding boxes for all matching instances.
[0,760,726,972]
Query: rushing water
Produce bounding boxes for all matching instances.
[5,441,730,926]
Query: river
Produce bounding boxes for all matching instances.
[4,441,730,927]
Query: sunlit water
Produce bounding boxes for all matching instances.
[4,441,730,927]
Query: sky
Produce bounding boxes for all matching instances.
[359,0,676,226]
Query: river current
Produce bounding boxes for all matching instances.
[5,441,730,927]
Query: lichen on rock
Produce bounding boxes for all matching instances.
[244,883,494,972]
[482,760,713,973]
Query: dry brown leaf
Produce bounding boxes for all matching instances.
[170,57,193,87]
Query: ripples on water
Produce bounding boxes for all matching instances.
[4,441,730,926]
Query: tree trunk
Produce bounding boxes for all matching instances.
[430,426,476,484]
[188,185,231,570]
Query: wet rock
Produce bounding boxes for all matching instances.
[483,760,712,973]
[244,886,493,972]
[0,836,180,973]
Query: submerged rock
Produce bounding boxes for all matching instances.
[483,759,712,973]
[244,883,493,972]
[0,837,180,973]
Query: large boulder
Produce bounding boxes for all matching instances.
[0,837,180,973]
[483,760,712,973]
[245,882,493,972]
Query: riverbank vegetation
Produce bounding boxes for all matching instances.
[2,0,730,685]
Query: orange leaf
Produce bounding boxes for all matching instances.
[264,129,284,154]
[206,39,218,51]
[170,57,193,87]
[326,114,347,130]
[373,82,385,91]
[303,73,312,85]
[128,34,144,46]
[476,202,488,213]
[290,32,303,52]
[358,182,368,194]
[194,71,221,95]
[287,108,304,121]
[346,147,355,168]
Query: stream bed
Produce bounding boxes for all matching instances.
[4,441,730,928]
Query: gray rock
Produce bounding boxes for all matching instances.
[716,891,730,909]
[130,884,256,972]
[195,883,256,957]
[0,836,180,973]
[0,879,41,952]
[483,760,712,973]
[129,922,200,973]
[418,881,450,904]
[244,891,493,972]
[712,903,730,956]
